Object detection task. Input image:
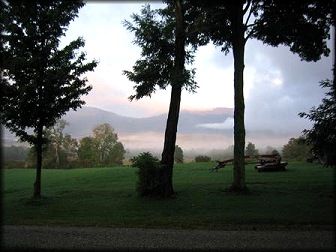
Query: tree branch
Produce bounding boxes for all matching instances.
[243,0,252,15]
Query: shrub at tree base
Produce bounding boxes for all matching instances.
[131,152,164,197]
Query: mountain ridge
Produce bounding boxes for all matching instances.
[62,106,234,138]
[3,106,234,143]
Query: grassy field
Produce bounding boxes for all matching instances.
[2,162,335,230]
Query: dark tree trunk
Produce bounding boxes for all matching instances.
[333,26,335,99]
[228,1,247,192]
[33,122,43,198]
[160,85,182,197]
[160,0,185,198]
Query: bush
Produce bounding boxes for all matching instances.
[130,152,163,197]
[195,155,211,162]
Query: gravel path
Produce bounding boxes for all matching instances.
[2,225,335,251]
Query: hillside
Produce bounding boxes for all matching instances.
[2,106,234,150]
[62,106,234,138]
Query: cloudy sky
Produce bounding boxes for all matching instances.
[59,2,333,149]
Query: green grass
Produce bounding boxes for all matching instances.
[2,162,335,230]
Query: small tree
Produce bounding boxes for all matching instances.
[2,1,98,198]
[78,123,125,167]
[174,145,184,163]
[92,123,125,166]
[245,142,259,156]
[48,119,69,168]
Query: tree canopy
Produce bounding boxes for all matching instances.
[78,123,126,167]
[122,3,198,101]
[299,80,336,166]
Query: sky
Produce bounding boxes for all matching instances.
[59,2,334,150]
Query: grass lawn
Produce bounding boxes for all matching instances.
[2,162,335,230]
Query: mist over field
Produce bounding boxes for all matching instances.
[3,106,287,159]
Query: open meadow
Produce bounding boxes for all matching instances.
[2,162,335,230]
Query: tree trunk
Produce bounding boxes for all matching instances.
[33,122,43,198]
[55,143,60,168]
[161,85,182,197]
[333,26,335,99]
[229,2,247,192]
[160,0,185,198]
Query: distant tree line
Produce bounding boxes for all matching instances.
[4,134,316,168]
[4,121,125,169]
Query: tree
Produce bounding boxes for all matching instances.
[1,1,98,198]
[78,123,125,167]
[245,142,259,156]
[92,123,125,166]
[48,119,69,168]
[25,122,78,169]
[299,80,336,166]
[282,136,312,162]
[192,0,331,192]
[174,145,184,163]
[123,0,198,197]
[78,137,99,166]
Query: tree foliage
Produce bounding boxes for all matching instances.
[1,0,98,197]
[299,80,336,166]
[131,152,163,197]
[174,145,184,163]
[122,3,198,101]
[25,120,79,169]
[282,136,312,162]
[78,123,126,167]
[245,142,259,156]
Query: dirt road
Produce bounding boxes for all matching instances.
[2,225,335,251]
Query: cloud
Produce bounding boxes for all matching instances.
[196,117,234,130]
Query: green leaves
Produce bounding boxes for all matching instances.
[2,1,98,145]
[299,80,336,165]
[78,123,125,167]
[252,1,331,62]
[122,3,198,101]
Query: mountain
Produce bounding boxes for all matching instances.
[2,106,289,150]
[62,106,234,138]
[2,106,234,145]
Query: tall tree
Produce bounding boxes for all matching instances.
[2,0,98,198]
[193,0,331,191]
[123,0,198,197]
